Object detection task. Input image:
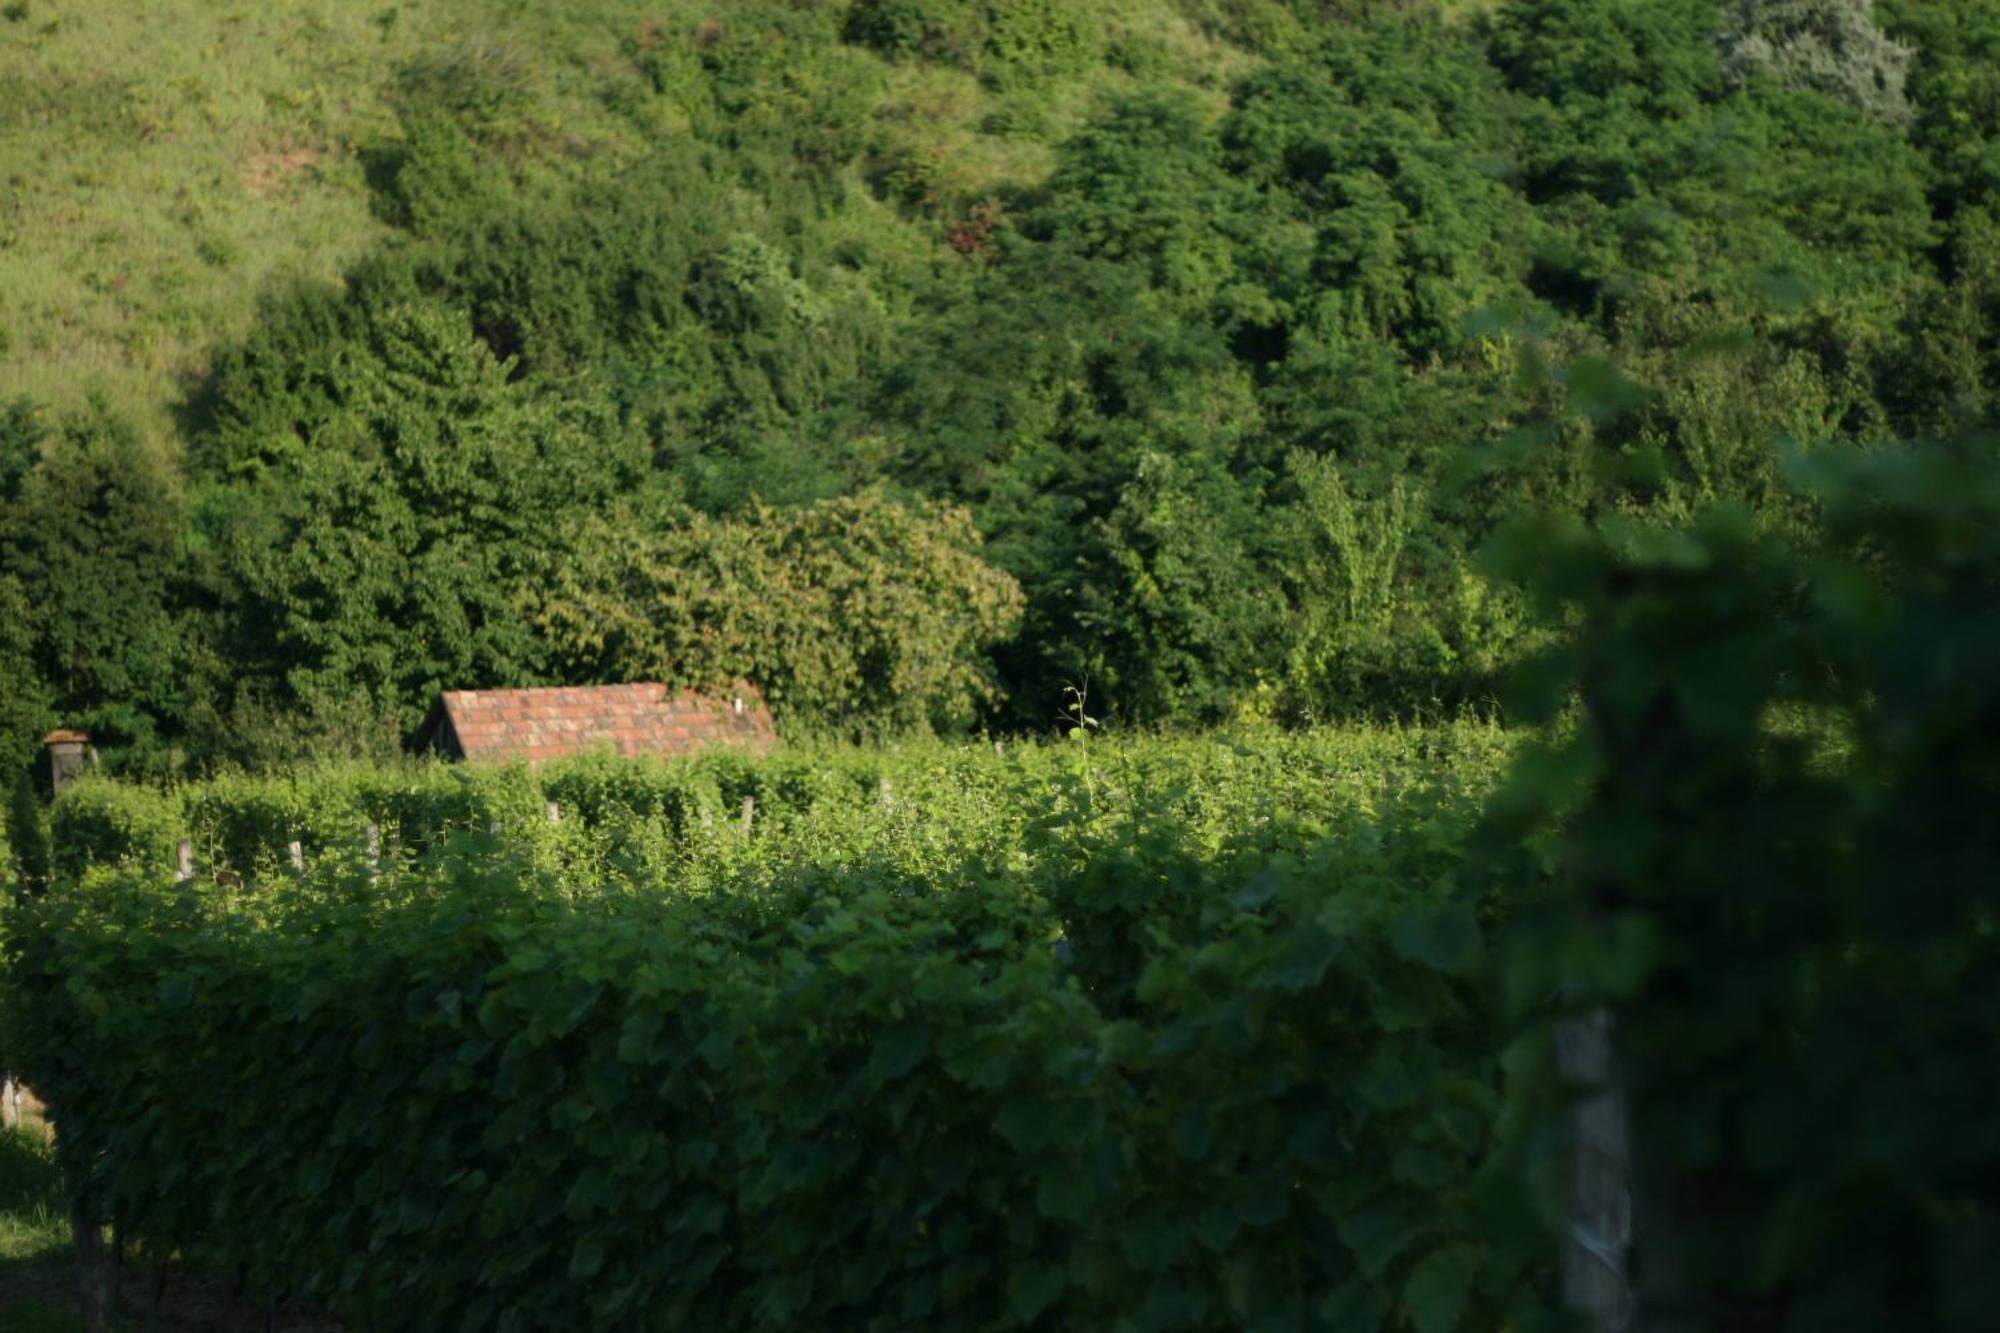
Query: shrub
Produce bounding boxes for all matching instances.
[45,777,179,883]
[844,0,1101,78]
[528,490,1026,737]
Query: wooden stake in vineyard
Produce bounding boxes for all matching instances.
[1558,1006,1633,1332]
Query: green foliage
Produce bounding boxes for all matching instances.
[0,574,52,782]
[1220,18,1537,359]
[1486,439,2000,1327]
[45,776,180,884]
[0,396,181,771]
[191,299,651,737]
[529,490,1024,736]
[10,728,1542,1329]
[844,0,1104,80]
[3,770,49,899]
[1720,0,1913,124]
[1086,448,1286,720]
[8,0,2000,752]
[1881,0,2000,222]
[1276,451,1525,718]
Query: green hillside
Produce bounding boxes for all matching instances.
[2,0,1997,771]
[0,0,1249,443]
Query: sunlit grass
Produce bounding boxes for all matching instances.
[0,1124,65,1262]
[0,0,422,448]
[0,0,658,449]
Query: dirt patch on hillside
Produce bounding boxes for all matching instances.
[243,147,322,197]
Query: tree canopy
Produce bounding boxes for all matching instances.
[2,0,1996,768]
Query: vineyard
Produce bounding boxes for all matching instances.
[8,726,1544,1330]
[5,1,1999,1322]
[5,443,1996,1331]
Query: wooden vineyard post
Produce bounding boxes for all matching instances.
[739,795,756,834]
[546,800,561,826]
[1563,573,1693,1333]
[286,840,304,872]
[365,824,381,880]
[1558,1006,1633,1332]
[70,1181,114,1333]
[175,840,193,882]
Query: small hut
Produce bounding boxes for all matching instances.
[416,683,775,764]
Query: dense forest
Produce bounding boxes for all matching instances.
[3,0,1997,773]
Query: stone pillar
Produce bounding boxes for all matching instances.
[43,730,89,798]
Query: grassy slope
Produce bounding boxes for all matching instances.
[0,0,1252,453]
[0,0,424,447]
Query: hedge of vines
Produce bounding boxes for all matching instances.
[36,725,1514,892]
[7,727,1546,1332]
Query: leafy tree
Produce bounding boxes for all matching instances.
[1082,447,1286,721]
[15,0,2000,751]
[0,574,52,779]
[1488,0,1725,108]
[1880,0,2000,237]
[843,0,1103,80]
[1026,90,1256,315]
[527,489,1024,735]
[1223,17,1540,360]
[0,397,181,769]
[1720,0,1913,124]
[193,301,651,736]
[0,401,52,776]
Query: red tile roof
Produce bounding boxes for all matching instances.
[423,683,775,764]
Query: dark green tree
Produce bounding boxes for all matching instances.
[0,397,181,770]
[193,301,652,737]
